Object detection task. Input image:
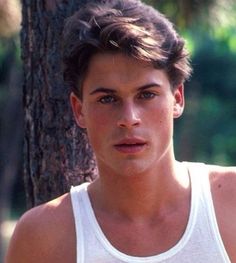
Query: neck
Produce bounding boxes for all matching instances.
[88,159,190,221]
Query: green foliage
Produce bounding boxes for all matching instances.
[175,31,236,165]
[144,0,216,28]
[0,37,21,102]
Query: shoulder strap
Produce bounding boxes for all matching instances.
[70,184,89,263]
[186,162,231,262]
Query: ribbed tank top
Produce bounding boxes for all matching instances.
[70,162,231,262]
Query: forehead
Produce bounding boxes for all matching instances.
[83,52,170,91]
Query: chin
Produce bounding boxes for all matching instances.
[112,159,153,177]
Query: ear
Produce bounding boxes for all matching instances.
[70,92,86,128]
[173,84,185,119]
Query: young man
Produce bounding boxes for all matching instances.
[6,0,236,262]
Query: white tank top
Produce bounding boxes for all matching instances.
[70,162,231,263]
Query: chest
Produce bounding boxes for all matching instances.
[95,209,189,257]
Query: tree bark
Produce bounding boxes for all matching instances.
[21,0,98,208]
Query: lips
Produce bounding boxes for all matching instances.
[114,138,147,154]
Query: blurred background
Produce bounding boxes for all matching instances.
[0,0,236,260]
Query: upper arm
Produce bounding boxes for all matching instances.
[209,165,236,262]
[5,193,76,263]
[5,207,48,263]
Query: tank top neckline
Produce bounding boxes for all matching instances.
[79,164,199,262]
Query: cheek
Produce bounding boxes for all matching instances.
[85,107,111,126]
[149,106,174,137]
[85,111,111,156]
[149,101,173,121]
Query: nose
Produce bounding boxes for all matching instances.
[117,102,141,129]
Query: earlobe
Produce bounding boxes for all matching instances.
[173,84,185,119]
[70,92,86,128]
[173,104,184,118]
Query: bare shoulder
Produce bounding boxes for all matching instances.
[207,164,236,199]
[5,193,76,263]
[206,164,236,262]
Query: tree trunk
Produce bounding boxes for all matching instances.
[21,0,98,208]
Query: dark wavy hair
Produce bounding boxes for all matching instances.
[63,0,192,98]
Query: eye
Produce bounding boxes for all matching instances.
[138,91,157,100]
[98,95,117,104]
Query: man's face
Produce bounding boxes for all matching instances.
[71,53,184,177]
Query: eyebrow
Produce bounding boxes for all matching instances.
[89,83,161,95]
[137,83,161,91]
[89,87,116,95]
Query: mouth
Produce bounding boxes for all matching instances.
[114,138,147,154]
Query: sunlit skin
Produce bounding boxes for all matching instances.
[5,53,236,263]
[71,53,184,180]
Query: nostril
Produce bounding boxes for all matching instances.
[117,117,141,128]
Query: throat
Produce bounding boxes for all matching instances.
[88,161,191,225]
[89,174,191,226]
